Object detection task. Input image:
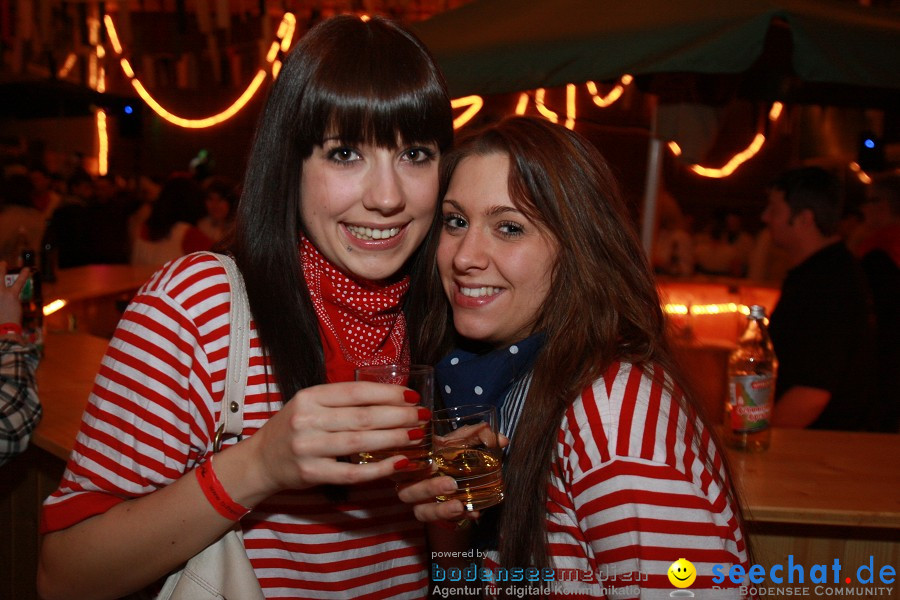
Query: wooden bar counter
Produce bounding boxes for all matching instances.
[727,429,899,581]
[42,264,156,338]
[29,327,900,539]
[729,428,900,529]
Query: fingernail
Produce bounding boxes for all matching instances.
[407,428,425,441]
[394,457,410,471]
[404,390,420,404]
[442,478,459,493]
[418,407,432,421]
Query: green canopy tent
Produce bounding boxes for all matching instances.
[411,0,900,96]
[411,0,900,249]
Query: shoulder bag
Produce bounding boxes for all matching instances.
[156,253,265,600]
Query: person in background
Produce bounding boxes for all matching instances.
[92,174,119,205]
[29,164,62,220]
[62,170,95,207]
[693,210,754,277]
[126,175,161,250]
[403,117,747,598]
[854,173,900,432]
[0,263,41,466]
[762,166,876,430]
[197,176,238,244]
[746,226,791,284]
[653,212,694,277]
[0,173,46,265]
[49,171,95,268]
[130,174,212,267]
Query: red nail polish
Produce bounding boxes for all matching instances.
[418,407,432,421]
[404,390,420,404]
[393,457,410,471]
[407,428,425,441]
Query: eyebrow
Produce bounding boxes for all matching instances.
[442,199,522,217]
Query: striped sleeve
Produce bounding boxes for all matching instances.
[41,254,229,532]
[549,362,747,599]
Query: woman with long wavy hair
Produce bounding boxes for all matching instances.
[404,117,748,598]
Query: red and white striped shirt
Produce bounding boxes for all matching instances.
[41,253,428,599]
[485,361,747,599]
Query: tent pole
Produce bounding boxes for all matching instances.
[641,95,662,256]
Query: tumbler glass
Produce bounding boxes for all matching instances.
[354,364,434,480]
[432,404,504,511]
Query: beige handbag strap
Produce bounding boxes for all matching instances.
[204,252,250,453]
[156,253,263,600]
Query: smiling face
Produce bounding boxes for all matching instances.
[437,153,558,348]
[667,558,697,589]
[300,136,439,281]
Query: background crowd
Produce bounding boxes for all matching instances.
[650,182,896,286]
[0,156,239,273]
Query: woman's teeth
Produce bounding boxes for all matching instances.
[347,225,401,241]
[460,286,500,298]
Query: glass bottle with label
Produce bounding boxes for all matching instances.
[724,305,777,451]
[4,238,44,353]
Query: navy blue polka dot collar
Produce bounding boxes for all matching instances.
[435,333,545,410]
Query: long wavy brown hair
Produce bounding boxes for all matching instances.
[409,116,745,579]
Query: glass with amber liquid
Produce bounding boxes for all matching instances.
[353,364,434,480]
[432,404,504,511]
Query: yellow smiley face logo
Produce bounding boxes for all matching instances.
[667,558,697,588]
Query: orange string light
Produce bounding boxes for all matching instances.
[96,110,108,175]
[849,162,873,184]
[451,95,484,130]
[586,74,633,108]
[95,9,780,184]
[130,71,268,129]
[671,102,784,179]
[515,93,529,115]
[564,84,576,130]
[534,89,559,123]
[103,12,297,129]
[57,53,78,78]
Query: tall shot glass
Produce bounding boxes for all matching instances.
[432,404,504,511]
[354,364,434,480]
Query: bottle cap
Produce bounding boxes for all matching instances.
[749,305,766,319]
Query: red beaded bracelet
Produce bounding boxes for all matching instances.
[195,455,251,521]
[0,322,22,337]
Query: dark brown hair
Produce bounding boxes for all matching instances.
[230,15,452,398]
[770,166,842,236]
[410,117,744,576]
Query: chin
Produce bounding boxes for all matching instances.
[453,322,495,345]
[348,259,405,282]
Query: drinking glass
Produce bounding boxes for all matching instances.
[354,364,434,480]
[432,404,504,511]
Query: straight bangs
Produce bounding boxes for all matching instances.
[293,16,452,156]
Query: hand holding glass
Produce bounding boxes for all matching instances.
[353,364,434,480]
[432,404,504,511]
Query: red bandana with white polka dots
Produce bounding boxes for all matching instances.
[301,237,410,383]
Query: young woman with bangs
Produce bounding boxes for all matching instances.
[402,117,749,598]
[38,16,452,600]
